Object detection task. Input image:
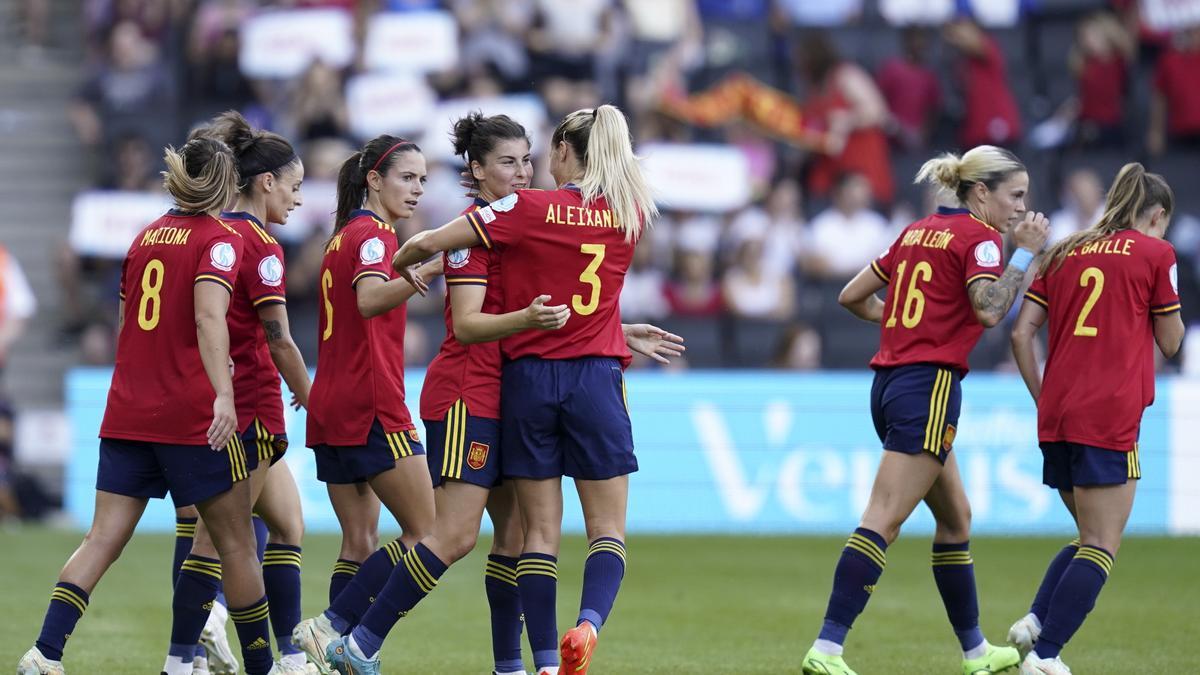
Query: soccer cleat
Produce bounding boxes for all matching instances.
[17,647,65,675]
[963,642,1022,675]
[560,622,598,675]
[200,607,239,675]
[292,615,339,675]
[1007,613,1042,659]
[193,654,210,675]
[325,636,380,675]
[801,646,858,675]
[1020,653,1072,675]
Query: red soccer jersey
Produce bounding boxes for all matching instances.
[869,207,1003,374]
[100,210,244,444]
[959,37,1022,147]
[222,212,287,435]
[420,200,502,421]
[1024,230,1180,451]
[1152,46,1200,136]
[464,186,634,366]
[307,210,417,447]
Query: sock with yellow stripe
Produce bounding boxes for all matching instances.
[1034,545,1114,660]
[172,517,198,587]
[263,544,303,655]
[329,558,361,605]
[35,582,89,661]
[230,596,274,675]
[817,527,888,651]
[352,543,448,658]
[1030,539,1081,623]
[170,555,222,660]
[518,552,559,670]
[485,554,523,673]
[931,541,984,653]
[326,539,407,633]
[578,537,626,632]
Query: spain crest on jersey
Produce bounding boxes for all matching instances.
[406,429,421,443]
[466,441,490,470]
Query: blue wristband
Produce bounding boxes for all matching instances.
[1010,248,1034,273]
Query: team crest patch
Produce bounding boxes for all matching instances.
[273,437,289,454]
[491,192,518,212]
[942,424,957,452]
[446,248,471,269]
[258,254,284,287]
[467,441,490,470]
[210,242,237,271]
[1170,263,1179,294]
[406,429,421,443]
[359,237,386,265]
[974,241,1001,267]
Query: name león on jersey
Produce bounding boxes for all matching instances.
[140,225,192,247]
[899,227,955,250]
[544,203,620,230]
[1069,238,1135,258]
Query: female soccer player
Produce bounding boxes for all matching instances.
[1008,164,1182,675]
[18,137,279,675]
[308,105,654,675]
[161,111,316,675]
[802,145,1050,675]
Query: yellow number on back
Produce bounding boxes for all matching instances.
[137,259,165,331]
[1074,267,1104,337]
[572,243,606,316]
[885,260,933,329]
[321,269,334,341]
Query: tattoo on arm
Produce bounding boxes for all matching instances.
[968,264,1026,324]
[263,319,284,342]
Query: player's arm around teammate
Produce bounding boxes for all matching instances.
[1006,165,1182,675]
[804,146,1049,675]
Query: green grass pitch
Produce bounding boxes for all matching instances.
[2,529,1196,673]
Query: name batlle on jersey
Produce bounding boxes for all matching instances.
[1069,238,1136,257]
[900,227,955,250]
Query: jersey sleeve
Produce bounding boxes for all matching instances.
[242,240,288,308]
[1150,246,1181,316]
[463,191,532,250]
[869,231,902,283]
[964,230,1004,286]
[1024,273,1049,310]
[194,225,243,294]
[350,226,397,288]
[443,244,491,288]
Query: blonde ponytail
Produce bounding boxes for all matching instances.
[915,145,1025,205]
[162,137,239,216]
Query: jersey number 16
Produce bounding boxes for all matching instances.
[885,260,932,329]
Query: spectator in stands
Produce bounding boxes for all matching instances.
[107,133,160,191]
[727,177,806,275]
[1148,26,1200,156]
[283,60,349,142]
[771,323,822,370]
[776,0,862,26]
[942,16,1022,149]
[16,0,49,56]
[451,0,534,89]
[804,172,892,279]
[620,239,670,322]
[1068,11,1134,148]
[0,245,36,376]
[1048,169,1105,244]
[665,248,724,317]
[526,0,617,107]
[876,26,942,151]
[722,236,796,320]
[797,33,894,205]
[185,26,257,124]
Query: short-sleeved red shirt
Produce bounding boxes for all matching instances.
[464,186,634,366]
[869,207,1003,374]
[959,37,1023,147]
[420,200,503,420]
[101,210,244,444]
[1025,230,1180,451]
[1152,46,1200,136]
[1078,55,1127,126]
[221,212,287,435]
[306,210,416,447]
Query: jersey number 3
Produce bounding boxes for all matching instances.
[885,260,932,329]
[137,259,165,331]
[573,244,606,316]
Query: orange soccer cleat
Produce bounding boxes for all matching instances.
[559,622,599,675]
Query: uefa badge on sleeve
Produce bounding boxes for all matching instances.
[359,237,386,265]
[210,242,237,271]
[974,241,1001,268]
[258,255,284,286]
[446,248,471,269]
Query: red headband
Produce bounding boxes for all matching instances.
[367,139,409,179]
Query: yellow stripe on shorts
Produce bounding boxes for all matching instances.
[923,369,951,456]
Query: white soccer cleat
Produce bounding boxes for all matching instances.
[200,604,239,675]
[17,646,65,675]
[291,615,339,675]
[1020,653,1072,675]
[192,653,210,675]
[1007,613,1042,659]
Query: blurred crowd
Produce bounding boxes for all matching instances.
[28,0,1200,370]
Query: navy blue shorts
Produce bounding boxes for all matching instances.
[424,401,502,489]
[96,436,254,507]
[243,419,289,466]
[313,420,425,484]
[501,357,636,480]
[870,364,962,464]
[1041,441,1141,491]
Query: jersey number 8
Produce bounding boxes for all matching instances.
[885,260,932,329]
[573,243,606,316]
[137,259,165,331]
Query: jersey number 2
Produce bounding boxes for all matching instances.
[1074,267,1104,337]
[885,260,932,329]
[321,269,334,341]
[573,244,606,316]
[137,259,165,331]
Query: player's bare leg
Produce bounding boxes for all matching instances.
[327,482,381,564]
[60,490,149,591]
[424,481,490,563]
[859,450,945,544]
[514,478,564,557]
[487,482,524,557]
[366,456,436,547]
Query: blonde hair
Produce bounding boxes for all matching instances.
[915,145,1026,205]
[161,137,239,215]
[552,105,657,243]
[1040,162,1174,273]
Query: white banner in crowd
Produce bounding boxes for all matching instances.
[363,10,459,74]
[880,0,1019,26]
[346,73,437,139]
[69,191,173,259]
[641,143,751,213]
[1141,0,1200,31]
[419,95,548,161]
[239,9,355,79]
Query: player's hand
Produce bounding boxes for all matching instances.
[421,254,445,279]
[208,393,238,451]
[1012,210,1049,253]
[623,323,686,364]
[460,168,479,198]
[524,295,570,330]
[393,256,429,295]
[289,389,308,411]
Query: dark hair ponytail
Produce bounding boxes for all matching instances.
[197,110,298,194]
[451,111,529,165]
[332,134,420,235]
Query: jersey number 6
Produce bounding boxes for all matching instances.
[321,269,334,341]
[573,243,606,316]
[885,260,932,329]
